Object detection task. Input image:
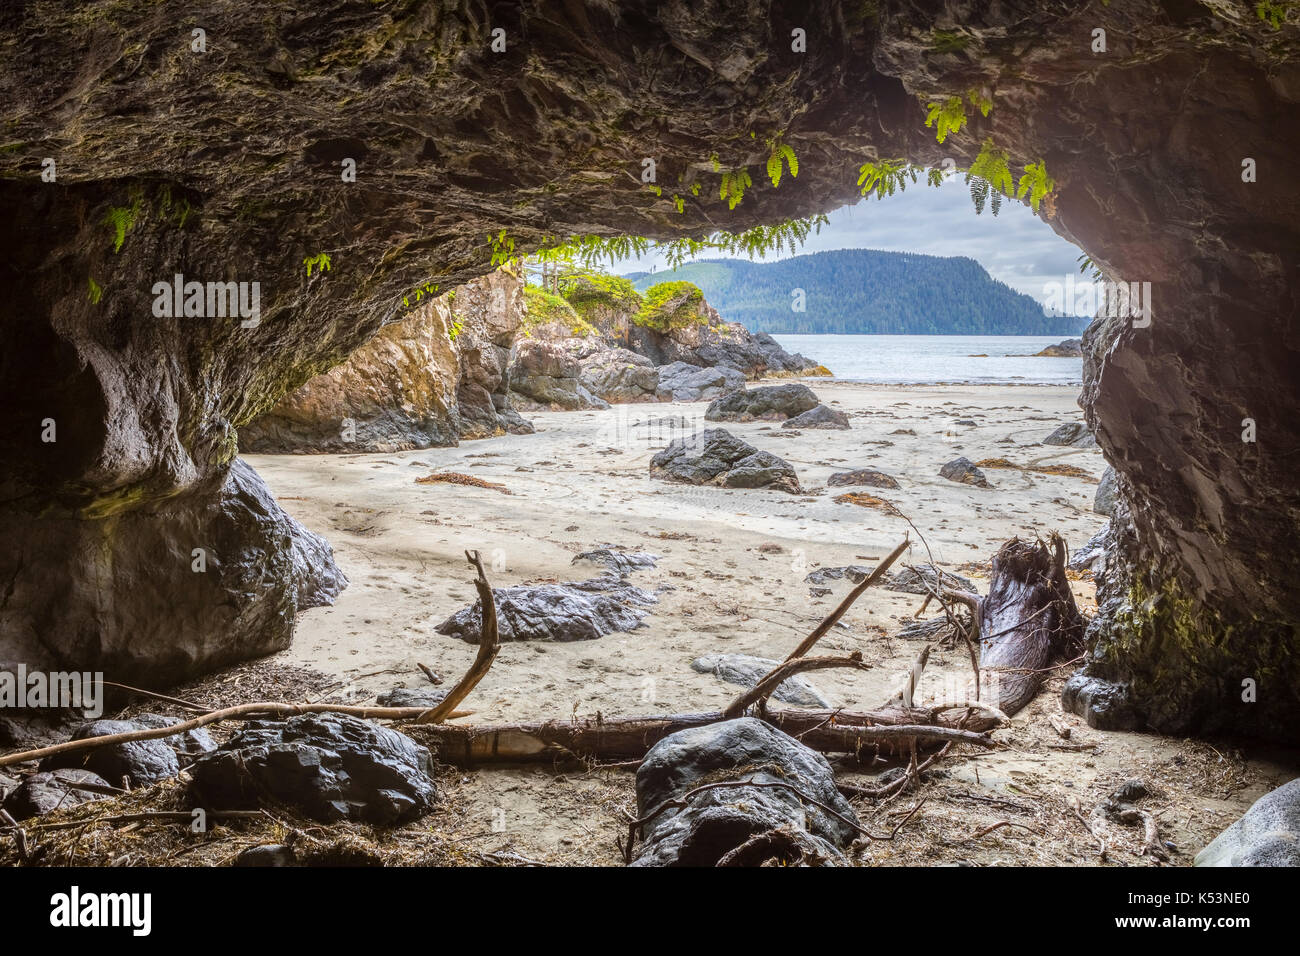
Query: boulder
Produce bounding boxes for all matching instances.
[41,716,204,786]
[650,429,800,494]
[631,717,860,866]
[188,713,437,825]
[578,347,659,403]
[571,549,658,577]
[1060,672,1140,731]
[691,654,831,707]
[939,457,991,488]
[827,468,899,490]
[375,687,448,709]
[655,362,746,403]
[1043,422,1098,448]
[783,404,850,430]
[884,565,977,595]
[1094,465,1119,516]
[2,768,113,820]
[509,340,610,411]
[1069,523,1110,573]
[705,384,820,422]
[804,566,873,586]
[1195,778,1300,867]
[436,577,657,643]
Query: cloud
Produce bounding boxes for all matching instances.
[618,177,1085,307]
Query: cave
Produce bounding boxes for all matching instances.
[1,0,1297,771]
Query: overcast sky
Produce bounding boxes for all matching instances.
[616,176,1085,308]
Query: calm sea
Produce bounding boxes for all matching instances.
[770,334,1083,386]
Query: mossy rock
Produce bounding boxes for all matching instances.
[634,281,707,333]
[559,273,643,321]
[522,285,598,337]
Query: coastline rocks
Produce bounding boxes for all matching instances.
[577,347,659,403]
[1195,778,1300,867]
[939,457,991,488]
[509,341,610,411]
[1043,422,1098,448]
[375,687,448,709]
[1069,523,1110,573]
[650,429,801,494]
[1094,465,1119,516]
[1061,672,1140,730]
[189,714,437,825]
[705,384,820,423]
[655,362,746,403]
[437,577,657,643]
[1035,338,1083,357]
[691,654,831,707]
[631,717,859,866]
[2,769,114,819]
[827,468,898,489]
[41,714,216,786]
[783,404,850,430]
[805,566,873,586]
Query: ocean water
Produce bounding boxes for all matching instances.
[770,334,1083,386]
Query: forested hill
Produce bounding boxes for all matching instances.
[624,249,1087,335]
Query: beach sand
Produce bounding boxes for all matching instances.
[242,382,1297,866]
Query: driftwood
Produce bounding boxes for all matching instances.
[414,550,500,723]
[407,706,999,768]
[721,653,872,719]
[974,534,1085,716]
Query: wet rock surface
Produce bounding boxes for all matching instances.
[705,384,820,423]
[40,717,196,786]
[436,577,657,643]
[188,714,436,825]
[650,429,800,494]
[2,769,114,820]
[631,717,859,866]
[1061,672,1140,731]
[1094,466,1118,516]
[1195,778,1300,867]
[939,457,991,488]
[827,468,899,489]
[571,549,659,577]
[782,404,850,430]
[1042,422,1098,448]
[691,654,831,707]
[1069,523,1110,573]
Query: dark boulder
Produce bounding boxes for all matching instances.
[1094,465,1119,516]
[1061,672,1140,731]
[188,713,437,825]
[691,655,831,707]
[375,687,448,709]
[1069,523,1110,573]
[782,404,850,430]
[436,577,656,643]
[631,717,859,866]
[509,340,610,411]
[1195,778,1300,867]
[41,716,195,786]
[2,768,113,820]
[804,565,873,586]
[571,549,658,577]
[577,347,659,403]
[827,468,898,490]
[885,565,977,595]
[1043,422,1098,448]
[705,384,819,423]
[655,362,746,403]
[650,429,800,494]
[939,457,991,488]
[1035,338,1083,357]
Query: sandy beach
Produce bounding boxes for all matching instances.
[243,381,1296,865]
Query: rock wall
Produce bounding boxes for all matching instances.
[241,270,530,452]
[1,2,1297,736]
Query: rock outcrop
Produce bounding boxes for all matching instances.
[1035,338,1083,357]
[705,384,820,422]
[509,340,610,411]
[436,577,657,643]
[654,361,747,403]
[3,1,1297,740]
[1194,778,1300,867]
[783,404,850,430]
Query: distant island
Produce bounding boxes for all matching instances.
[625,248,1089,336]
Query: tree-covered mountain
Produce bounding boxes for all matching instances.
[624,249,1087,335]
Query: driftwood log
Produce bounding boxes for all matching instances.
[406,705,999,768]
[973,534,1085,715]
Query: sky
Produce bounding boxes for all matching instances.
[615,176,1085,309]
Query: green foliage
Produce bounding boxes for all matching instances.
[857,159,922,199]
[924,96,968,143]
[522,284,598,336]
[1077,253,1103,281]
[1016,160,1056,212]
[402,280,441,310]
[304,252,332,276]
[87,276,103,304]
[718,168,752,209]
[764,136,799,188]
[489,228,516,268]
[629,249,1087,336]
[558,273,643,319]
[1257,0,1290,28]
[103,196,143,253]
[965,139,1014,216]
[633,281,706,332]
[448,316,465,340]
